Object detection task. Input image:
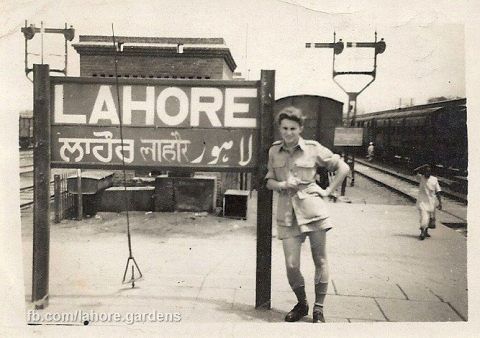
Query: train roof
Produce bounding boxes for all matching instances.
[355,98,466,122]
[355,107,442,122]
[276,94,344,105]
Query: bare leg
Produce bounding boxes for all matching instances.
[309,230,328,323]
[419,209,430,240]
[282,236,305,291]
[282,235,309,322]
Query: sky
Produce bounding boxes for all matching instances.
[0,0,473,115]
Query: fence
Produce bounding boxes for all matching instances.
[53,173,75,222]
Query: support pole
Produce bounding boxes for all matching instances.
[76,169,83,220]
[256,70,275,309]
[32,64,51,309]
[239,172,244,190]
[54,174,60,223]
[349,93,357,187]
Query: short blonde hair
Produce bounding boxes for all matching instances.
[276,106,306,126]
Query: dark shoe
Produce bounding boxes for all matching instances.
[285,302,309,322]
[425,229,431,238]
[428,219,436,229]
[419,229,426,240]
[313,307,325,323]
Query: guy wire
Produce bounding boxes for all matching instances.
[111,24,133,258]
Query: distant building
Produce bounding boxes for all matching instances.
[73,36,237,80]
[72,35,244,206]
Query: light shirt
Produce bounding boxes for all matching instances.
[265,137,341,226]
[416,175,441,212]
[367,145,374,155]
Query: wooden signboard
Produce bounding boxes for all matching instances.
[32,66,275,311]
[50,77,260,171]
[333,127,364,146]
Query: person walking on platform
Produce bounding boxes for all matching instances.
[265,106,350,323]
[414,164,442,240]
[367,142,375,161]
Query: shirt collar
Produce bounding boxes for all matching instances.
[279,137,306,152]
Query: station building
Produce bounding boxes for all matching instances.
[73,36,237,80]
[73,36,247,212]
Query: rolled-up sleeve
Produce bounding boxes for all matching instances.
[265,147,276,180]
[315,144,341,172]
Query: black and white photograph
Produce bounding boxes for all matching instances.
[1,0,479,336]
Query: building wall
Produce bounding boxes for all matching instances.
[74,36,241,202]
[222,63,234,80]
[80,55,229,79]
[75,36,236,80]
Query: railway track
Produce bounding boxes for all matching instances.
[20,166,33,175]
[355,159,467,201]
[20,181,56,209]
[354,159,467,225]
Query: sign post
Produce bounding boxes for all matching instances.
[32,64,51,309]
[255,70,274,309]
[334,127,363,195]
[32,70,275,309]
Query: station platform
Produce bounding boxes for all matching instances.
[354,159,467,202]
[18,189,468,336]
[354,162,467,224]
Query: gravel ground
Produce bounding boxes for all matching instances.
[20,173,411,243]
[333,174,412,205]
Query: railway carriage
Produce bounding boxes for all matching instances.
[355,98,467,176]
[19,115,34,149]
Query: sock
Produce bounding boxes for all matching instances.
[313,303,324,313]
[315,282,328,307]
[293,286,307,304]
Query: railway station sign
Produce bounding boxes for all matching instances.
[50,77,260,170]
[333,127,363,146]
[34,66,275,311]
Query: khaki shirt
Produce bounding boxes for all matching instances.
[265,137,341,226]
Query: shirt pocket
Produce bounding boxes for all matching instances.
[272,158,287,180]
[294,160,316,182]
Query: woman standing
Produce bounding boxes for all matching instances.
[265,106,350,323]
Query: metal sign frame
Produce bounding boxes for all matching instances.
[50,76,261,172]
[32,64,275,309]
[333,127,364,146]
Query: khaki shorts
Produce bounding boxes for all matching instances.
[277,217,332,241]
